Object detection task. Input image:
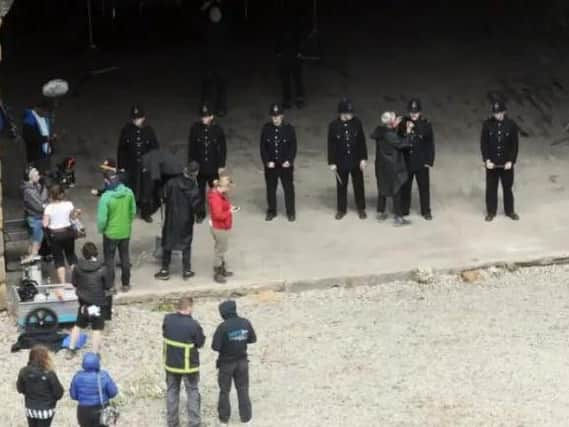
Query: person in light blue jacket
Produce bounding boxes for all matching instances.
[70,352,118,427]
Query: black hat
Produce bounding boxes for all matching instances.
[338,97,354,114]
[130,104,145,119]
[491,100,506,113]
[269,103,284,117]
[199,103,213,117]
[407,98,422,113]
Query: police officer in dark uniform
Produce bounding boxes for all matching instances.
[260,103,297,222]
[481,100,520,222]
[188,104,227,223]
[117,105,159,223]
[163,297,205,427]
[327,97,368,220]
[400,98,435,220]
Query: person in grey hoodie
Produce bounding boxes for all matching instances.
[21,165,48,261]
[66,242,111,359]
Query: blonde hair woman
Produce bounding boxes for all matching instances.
[207,175,238,283]
[17,345,64,427]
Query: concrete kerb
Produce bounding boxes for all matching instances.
[112,252,569,307]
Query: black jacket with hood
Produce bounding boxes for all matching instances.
[212,300,257,366]
[17,362,64,411]
[71,258,111,307]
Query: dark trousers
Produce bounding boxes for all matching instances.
[197,172,218,218]
[265,166,295,215]
[217,359,252,423]
[162,247,192,271]
[336,167,366,213]
[103,236,131,287]
[486,168,515,215]
[401,167,431,216]
[27,417,54,427]
[279,59,304,105]
[77,405,105,427]
[166,372,200,427]
[377,189,403,217]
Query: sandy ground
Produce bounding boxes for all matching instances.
[2,263,569,426]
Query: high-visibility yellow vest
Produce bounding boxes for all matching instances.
[163,338,199,374]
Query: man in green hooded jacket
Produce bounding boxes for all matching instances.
[97,171,136,292]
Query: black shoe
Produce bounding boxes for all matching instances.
[142,215,153,223]
[183,270,195,280]
[423,213,433,221]
[287,214,296,222]
[393,216,411,227]
[507,212,520,221]
[376,212,388,221]
[195,215,205,224]
[335,211,346,220]
[221,262,234,277]
[154,269,169,280]
[402,211,410,217]
[265,212,277,222]
[214,267,226,284]
[121,285,131,292]
[358,210,367,219]
[485,214,495,222]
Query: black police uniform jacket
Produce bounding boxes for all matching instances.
[327,117,368,171]
[188,122,227,176]
[117,123,159,201]
[161,174,200,251]
[371,126,411,196]
[260,122,297,166]
[403,116,435,171]
[163,312,205,374]
[480,116,519,166]
[212,300,257,366]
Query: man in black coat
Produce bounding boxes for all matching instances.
[117,104,159,223]
[212,300,257,426]
[260,103,297,222]
[327,97,368,220]
[400,98,435,220]
[155,161,201,281]
[188,103,227,223]
[481,100,520,222]
[275,9,304,110]
[371,111,412,226]
[22,103,54,175]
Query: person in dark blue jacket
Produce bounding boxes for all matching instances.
[212,300,257,426]
[22,104,54,175]
[70,352,118,427]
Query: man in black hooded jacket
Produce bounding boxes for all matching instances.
[212,300,257,426]
[66,242,111,359]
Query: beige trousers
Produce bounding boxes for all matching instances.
[210,227,230,268]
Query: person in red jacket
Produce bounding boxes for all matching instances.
[207,175,237,283]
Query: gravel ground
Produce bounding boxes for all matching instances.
[2,264,569,426]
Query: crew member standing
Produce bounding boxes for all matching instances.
[117,104,159,223]
[260,103,297,222]
[327,97,368,220]
[163,297,206,427]
[481,100,519,222]
[400,98,435,220]
[22,103,54,175]
[188,104,227,223]
[212,300,257,426]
